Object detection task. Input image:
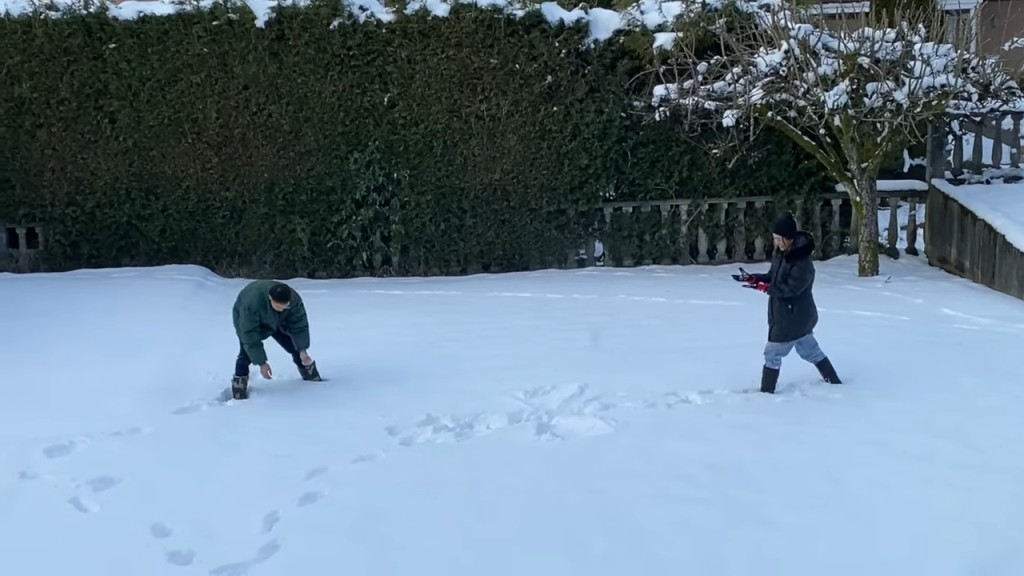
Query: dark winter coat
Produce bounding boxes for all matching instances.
[232,280,310,366]
[752,231,818,343]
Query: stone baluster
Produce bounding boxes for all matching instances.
[1010,113,1022,169]
[714,202,727,263]
[830,198,842,255]
[971,118,984,167]
[753,200,766,260]
[887,196,900,252]
[733,201,747,262]
[659,203,672,265]
[906,196,919,256]
[639,204,653,266]
[621,205,634,267]
[678,201,691,264]
[696,202,709,264]
[992,115,1004,168]
[602,207,614,266]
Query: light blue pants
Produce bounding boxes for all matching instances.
[763,332,826,370]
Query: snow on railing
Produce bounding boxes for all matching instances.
[944,111,1024,182]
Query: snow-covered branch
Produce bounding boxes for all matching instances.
[652,0,1024,133]
[1004,38,1024,52]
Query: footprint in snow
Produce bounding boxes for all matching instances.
[110,426,153,437]
[255,540,282,562]
[350,452,384,465]
[297,491,325,507]
[42,440,80,459]
[67,495,100,514]
[60,475,124,514]
[171,399,219,415]
[82,474,122,493]
[147,522,195,570]
[261,511,280,534]
[208,539,281,575]
[149,522,174,539]
[303,466,329,481]
[17,470,58,483]
[165,549,196,567]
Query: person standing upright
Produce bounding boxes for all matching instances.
[737,213,842,393]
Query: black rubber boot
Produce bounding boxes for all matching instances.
[231,375,249,400]
[299,360,322,382]
[814,357,842,384]
[760,366,780,394]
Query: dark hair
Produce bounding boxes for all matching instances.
[269,283,292,304]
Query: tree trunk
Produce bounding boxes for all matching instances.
[851,173,880,277]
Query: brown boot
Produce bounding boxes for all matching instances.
[299,361,322,382]
[231,375,249,399]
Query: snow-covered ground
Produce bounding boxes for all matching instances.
[3,252,1024,575]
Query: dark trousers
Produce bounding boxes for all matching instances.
[234,330,303,377]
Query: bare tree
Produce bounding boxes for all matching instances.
[649,0,1023,277]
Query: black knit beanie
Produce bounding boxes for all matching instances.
[771,213,798,239]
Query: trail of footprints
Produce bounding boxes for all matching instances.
[162,382,821,570]
[141,521,198,569]
[149,466,328,574]
[19,426,152,516]
[18,379,839,572]
[18,470,121,516]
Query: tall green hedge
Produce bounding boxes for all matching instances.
[0,1,830,277]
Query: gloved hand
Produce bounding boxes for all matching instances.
[732,267,752,282]
[750,281,769,293]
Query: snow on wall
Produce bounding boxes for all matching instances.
[834,179,929,192]
[0,0,700,46]
[931,179,1024,253]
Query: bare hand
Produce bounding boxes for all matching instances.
[260,363,273,379]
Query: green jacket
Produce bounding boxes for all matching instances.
[232,280,311,366]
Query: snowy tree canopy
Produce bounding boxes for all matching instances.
[650,0,1024,137]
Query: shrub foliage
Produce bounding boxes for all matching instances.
[0,1,830,277]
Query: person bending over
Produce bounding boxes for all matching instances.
[231,280,321,399]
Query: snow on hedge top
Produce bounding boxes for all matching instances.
[648,0,1024,123]
[1,0,707,45]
